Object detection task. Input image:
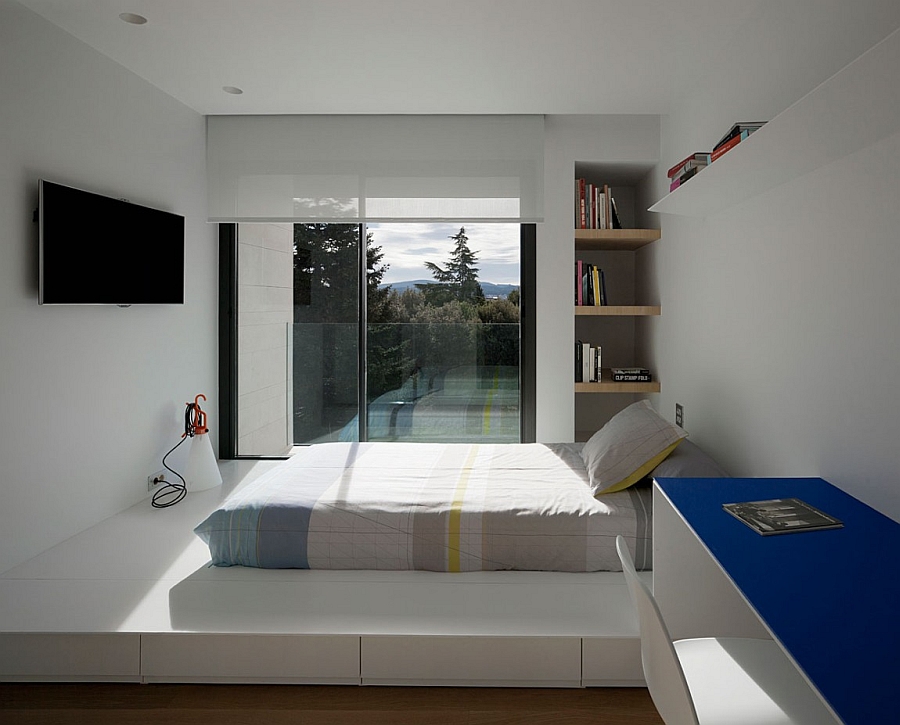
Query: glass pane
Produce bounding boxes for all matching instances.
[235,223,295,456]
[292,224,360,444]
[365,223,521,442]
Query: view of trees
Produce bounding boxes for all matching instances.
[292,223,520,438]
[292,224,519,325]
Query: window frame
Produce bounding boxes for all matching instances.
[218,223,536,459]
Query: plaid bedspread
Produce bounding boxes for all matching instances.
[195,442,652,572]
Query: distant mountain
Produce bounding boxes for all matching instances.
[381,280,519,299]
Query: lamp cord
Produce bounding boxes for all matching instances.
[150,403,198,509]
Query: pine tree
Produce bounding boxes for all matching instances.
[420,227,485,305]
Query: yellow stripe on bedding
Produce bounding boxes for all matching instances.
[448,444,480,572]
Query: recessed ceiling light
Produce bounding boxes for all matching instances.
[118,12,148,25]
[222,86,244,95]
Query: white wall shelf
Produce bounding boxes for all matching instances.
[649,26,900,218]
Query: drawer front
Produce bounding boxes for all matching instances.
[141,633,360,683]
[581,636,644,686]
[361,635,581,687]
[0,633,140,682]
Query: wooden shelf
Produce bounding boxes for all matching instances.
[574,228,660,251]
[575,305,660,316]
[649,26,900,218]
[575,371,660,395]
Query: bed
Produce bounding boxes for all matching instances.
[196,401,707,574]
[195,440,652,572]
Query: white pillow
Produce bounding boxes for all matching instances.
[581,400,687,495]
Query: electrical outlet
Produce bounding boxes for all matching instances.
[147,471,166,492]
[675,403,684,428]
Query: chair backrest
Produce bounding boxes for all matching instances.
[616,535,699,725]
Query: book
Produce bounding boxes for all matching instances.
[574,178,623,229]
[583,263,594,306]
[723,498,844,536]
[577,178,586,228]
[714,121,766,151]
[610,196,622,229]
[575,340,583,382]
[612,372,652,382]
[710,129,749,162]
[575,260,583,305]
[670,165,702,191]
[611,367,651,382]
[576,342,602,382]
[667,152,711,178]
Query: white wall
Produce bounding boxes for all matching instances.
[536,115,659,442]
[0,1,217,573]
[642,2,900,520]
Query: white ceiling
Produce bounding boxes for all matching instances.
[14,0,768,115]
[15,1,900,118]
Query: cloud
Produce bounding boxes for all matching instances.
[369,223,520,285]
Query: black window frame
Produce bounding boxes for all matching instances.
[218,223,536,459]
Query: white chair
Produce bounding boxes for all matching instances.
[615,536,838,725]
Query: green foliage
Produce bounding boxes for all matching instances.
[477,298,519,324]
[418,227,485,305]
[292,223,521,433]
[293,223,395,324]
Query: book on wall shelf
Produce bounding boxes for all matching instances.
[575,259,607,306]
[714,121,767,150]
[668,152,710,191]
[575,178,622,230]
[611,367,652,383]
[723,498,844,536]
[666,121,767,192]
[575,341,602,383]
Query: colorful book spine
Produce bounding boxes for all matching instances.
[711,129,750,162]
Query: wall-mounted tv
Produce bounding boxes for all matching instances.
[38,179,185,305]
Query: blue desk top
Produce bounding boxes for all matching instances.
[655,477,900,725]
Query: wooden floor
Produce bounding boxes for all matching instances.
[0,684,663,724]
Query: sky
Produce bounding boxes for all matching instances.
[367,223,520,286]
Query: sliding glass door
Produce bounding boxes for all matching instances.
[231,222,525,454]
[363,223,521,444]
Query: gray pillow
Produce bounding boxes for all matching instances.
[650,438,730,479]
[581,400,688,495]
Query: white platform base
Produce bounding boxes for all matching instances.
[0,460,645,686]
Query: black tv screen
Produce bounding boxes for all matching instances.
[39,179,185,305]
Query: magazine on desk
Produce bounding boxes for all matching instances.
[723,498,844,535]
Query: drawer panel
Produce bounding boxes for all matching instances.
[361,635,581,687]
[0,633,140,682]
[582,636,644,686]
[141,633,359,683]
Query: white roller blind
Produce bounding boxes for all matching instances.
[207,115,544,223]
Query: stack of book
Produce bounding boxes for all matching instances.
[667,121,767,192]
[668,152,710,191]
[710,121,766,162]
[576,341,602,383]
[574,179,622,230]
[611,367,652,383]
[575,260,607,306]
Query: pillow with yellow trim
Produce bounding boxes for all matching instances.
[582,400,687,496]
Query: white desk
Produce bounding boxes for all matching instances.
[653,477,900,725]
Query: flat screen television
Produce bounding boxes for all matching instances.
[38,179,185,305]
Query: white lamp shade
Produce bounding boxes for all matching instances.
[185,431,222,491]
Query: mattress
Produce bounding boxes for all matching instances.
[195,441,652,572]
